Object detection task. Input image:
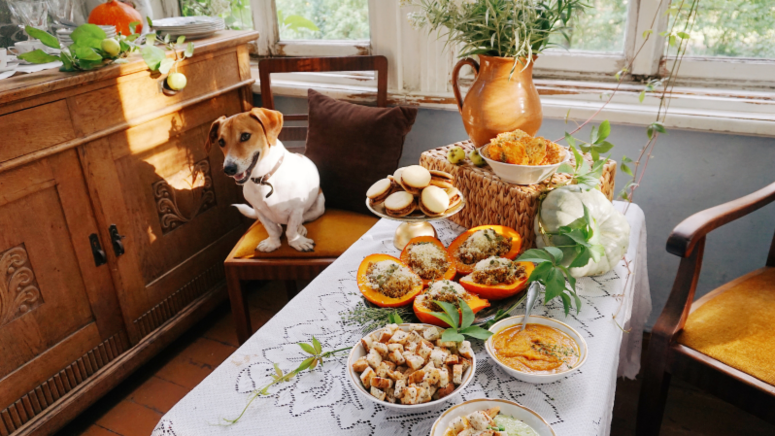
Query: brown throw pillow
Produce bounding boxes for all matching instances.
[305,89,418,215]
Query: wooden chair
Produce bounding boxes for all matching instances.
[223,56,388,344]
[636,181,775,435]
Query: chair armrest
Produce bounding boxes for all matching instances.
[667,181,775,258]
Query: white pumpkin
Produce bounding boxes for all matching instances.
[535,186,630,277]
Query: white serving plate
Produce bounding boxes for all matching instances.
[347,323,476,411]
[479,144,570,185]
[429,398,556,436]
[485,315,588,384]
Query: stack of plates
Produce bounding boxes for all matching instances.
[151,16,225,39]
[57,25,117,46]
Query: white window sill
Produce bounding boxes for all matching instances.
[250,65,775,137]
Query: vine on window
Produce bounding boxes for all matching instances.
[179,0,252,30]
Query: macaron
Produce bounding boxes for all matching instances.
[401,165,431,195]
[384,191,417,217]
[446,187,462,210]
[367,178,394,206]
[388,168,406,191]
[429,170,454,189]
[419,185,450,217]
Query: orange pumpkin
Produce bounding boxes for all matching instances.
[459,261,535,300]
[447,225,522,275]
[357,254,423,308]
[89,0,143,36]
[399,236,456,287]
[413,290,490,328]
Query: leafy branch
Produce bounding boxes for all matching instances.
[141,17,195,75]
[223,337,351,425]
[517,247,580,315]
[430,298,493,342]
[341,303,414,334]
[556,141,607,191]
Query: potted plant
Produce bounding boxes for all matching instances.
[404,0,588,147]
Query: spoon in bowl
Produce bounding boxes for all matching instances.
[521,281,540,332]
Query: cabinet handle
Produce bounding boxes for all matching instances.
[89,234,107,267]
[109,224,126,257]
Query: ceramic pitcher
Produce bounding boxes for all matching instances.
[452,55,543,147]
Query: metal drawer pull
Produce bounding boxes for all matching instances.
[89,234,107,266]
[109,224,125,257]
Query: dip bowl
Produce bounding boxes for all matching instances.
[429,398,556,436]
[347,323,476,411]
[485,315,588,384]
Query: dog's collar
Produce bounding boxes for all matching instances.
[250,153,285,198]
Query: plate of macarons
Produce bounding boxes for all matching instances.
[366,165,465,222]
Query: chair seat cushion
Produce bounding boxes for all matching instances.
[232,209,379,259]
[677,267,775,385]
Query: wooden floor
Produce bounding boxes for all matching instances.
[56,281,775,436]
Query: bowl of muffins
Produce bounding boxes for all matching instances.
[480,129,570,185]
[366,165,464,221]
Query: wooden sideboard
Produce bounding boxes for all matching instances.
[0,30,257,436]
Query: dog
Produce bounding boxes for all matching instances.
[206,108,325,252]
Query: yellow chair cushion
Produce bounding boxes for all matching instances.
[677,267,775,385]
[233,209,379,259]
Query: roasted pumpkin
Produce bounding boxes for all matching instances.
[357,254,423,307]
[447,225,523,275]
[399,236,456,287]
[459,261,535,300]
[413,291,490,328]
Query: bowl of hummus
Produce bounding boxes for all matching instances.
[484,315,588,384]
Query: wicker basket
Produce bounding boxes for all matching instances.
[420,140,616,249]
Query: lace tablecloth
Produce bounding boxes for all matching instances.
[154,202,650,436]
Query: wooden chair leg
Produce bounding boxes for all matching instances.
[636,337,673,436]
[285,280,299,301]
[226,267,252,345]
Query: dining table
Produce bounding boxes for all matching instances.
[153,202,651,436]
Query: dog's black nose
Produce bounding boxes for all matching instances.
[223,163,238,176]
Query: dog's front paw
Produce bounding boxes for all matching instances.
[257,237,282,252]
[297,225,308,237]
[288,236,315,252]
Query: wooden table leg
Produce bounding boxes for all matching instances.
[226,266,252,345]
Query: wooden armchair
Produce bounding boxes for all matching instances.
[223,56,388,344]
[636,181,775,435]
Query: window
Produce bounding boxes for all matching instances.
[179,0,254,30]
[275,0,369,41]
[548,0,629,53]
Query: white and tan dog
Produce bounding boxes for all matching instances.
[207,108,325,252]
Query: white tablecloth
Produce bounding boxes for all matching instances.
[154,202,650,436]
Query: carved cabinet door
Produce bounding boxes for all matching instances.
[79,93,247,344]
[0,150,126,433]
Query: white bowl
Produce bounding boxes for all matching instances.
[479,144,569,185]
[485,315,588,384]
[346,323,476,411]
[429,398,556,436]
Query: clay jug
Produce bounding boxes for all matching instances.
[452,55,542,147]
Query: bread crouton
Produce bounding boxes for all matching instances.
[371,377,393,390]
[372,342,389,357]
[376,361,395,378]
[388,329,409,345]
[394,379,406,398]
[435,382,455,399]
[445,354,460,366]
[430,348,448,367]
[423,326,441,341]
[360,336,373,353]
[423,367,440,385]
[387,343,404,353]
[469,410,494,430]
[417,341,433,360]
[449,415,470,433]
[352,356,369,373]
[458,341,474,359]
[388,349,406,365]
[360,367,376,389]
[438,366,450,387]
[366,348,382,369]
[370,386,386,401]
[407,370,426,384]
[452,364,463,385]
[403,352,425,370]
[401,386,418,405]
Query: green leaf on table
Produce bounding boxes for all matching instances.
[71,24,106,44]
[74,46,102,61]
[147,16,154,28]
[142,44,167,70]
[312,337,322,354]
[299,342,315,355]
[184,42,195,58]
[129,21,140,35]
[159,58,175,74]
[460,297,474,328]
[297,356,315,372]
[24,26,60,49]
[527,261,554,283]
[18,49,60,64]
[518,248,555,264]
[543,246,564,263]
[459,325,493,340]
[441,328,465,343]
[435,300,461,329]
[164,33,170,44]
[177,35,186,45]
[429,310,454,328]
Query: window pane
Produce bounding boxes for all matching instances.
[179,0,253,30]
[548,0,629,52]
[276,0,369,40]
[671,0,775,59]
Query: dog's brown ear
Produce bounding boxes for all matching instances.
[206,116,226,153]
[249,108,284,146]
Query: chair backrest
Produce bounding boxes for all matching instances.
[258,56,389,143]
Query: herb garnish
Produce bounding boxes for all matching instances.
[431,298,493,342]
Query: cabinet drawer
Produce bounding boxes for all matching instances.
[0,100,76,164]
[69,51,242,136]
